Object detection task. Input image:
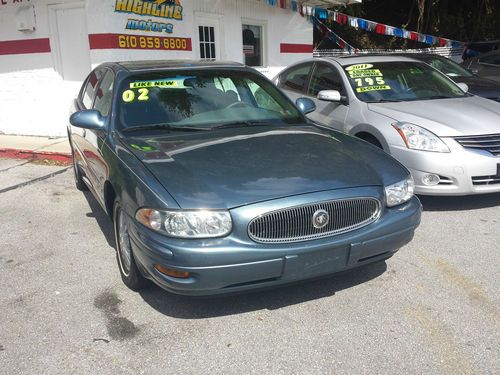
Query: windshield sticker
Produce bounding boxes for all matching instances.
[122,88,150,103]
[130,79,180,89]
[345,64,373,71]
[347,67,392,93]
[356,85,391,93]
[122,89,135,103]
[348,69,383,78]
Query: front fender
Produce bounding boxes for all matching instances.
[104,135,180,220]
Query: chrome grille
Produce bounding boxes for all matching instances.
[248,198,381,243]
[454,134,500,156]
[472,175,500,185]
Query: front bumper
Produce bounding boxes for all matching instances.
[127,191,422,296]
[390,139,500,196]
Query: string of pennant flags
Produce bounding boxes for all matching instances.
[312,16,358,52]
[259,0,464,50]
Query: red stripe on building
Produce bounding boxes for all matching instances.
[280,43,313,53]
[88,33,192,51]
[0,38,51,55]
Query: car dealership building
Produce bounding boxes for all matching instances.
[0,0,358,136]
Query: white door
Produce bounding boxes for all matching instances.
[195,14,222,61]
[50,4,90,81]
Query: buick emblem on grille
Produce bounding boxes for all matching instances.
[312,209,330,229]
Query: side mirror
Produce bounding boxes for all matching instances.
[70,110,106,130]
[295,97,316,115]
[456,82,469,93]
[317,90,347,103]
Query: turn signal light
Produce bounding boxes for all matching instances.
[154,264,190,279]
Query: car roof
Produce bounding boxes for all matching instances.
[388,53,446,59]
[100,60,246,73]
[311,55,423,67]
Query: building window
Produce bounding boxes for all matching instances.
[242,24,263,67]
[199,25,216,60]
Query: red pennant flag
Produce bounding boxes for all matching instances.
[410,31,419,41]
[375,24,386,35]
[336,13,348,25]
[439,37,447,47]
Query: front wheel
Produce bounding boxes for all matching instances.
[113,199,148,291]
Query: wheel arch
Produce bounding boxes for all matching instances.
[350,124,390,152]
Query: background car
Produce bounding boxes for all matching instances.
[68,60,421,296]
[394,53,500,102]
[275,56,500,196]
[462,40,500,61]
[461,50,500,83]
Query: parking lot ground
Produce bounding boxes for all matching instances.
[0,160,499,375]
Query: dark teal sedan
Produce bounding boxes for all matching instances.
[68,60,421,295]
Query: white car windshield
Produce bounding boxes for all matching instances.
[343,61,467,103]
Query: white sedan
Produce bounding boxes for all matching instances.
[275,56,500,196]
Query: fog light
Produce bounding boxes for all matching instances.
[154,264,190,279]
[422,174,440,186]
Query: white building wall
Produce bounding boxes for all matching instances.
[0,0,312,136]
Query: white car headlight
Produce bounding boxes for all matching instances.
[136,208,232,238]
[392,122,450,152]
[385,176,415,207]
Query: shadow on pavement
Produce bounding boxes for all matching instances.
[83,190,115,248]
[419,192,500,212]
[139,261,387,319]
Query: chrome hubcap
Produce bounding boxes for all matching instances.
[117,210,132,275]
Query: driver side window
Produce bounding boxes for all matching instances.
[81,69,105,109]
[279,64,312,94]
[308,64,345,97]
[93,71,114,117]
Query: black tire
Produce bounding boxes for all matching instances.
[113,199,148,291]
[71,147,88,191]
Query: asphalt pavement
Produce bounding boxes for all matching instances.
[0,159,498,375]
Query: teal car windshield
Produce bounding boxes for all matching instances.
[343,62,467,103]
[117,70,304,130]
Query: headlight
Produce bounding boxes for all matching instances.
[385,176,415,207]
[392,122,450,152]
[135,208,232,238]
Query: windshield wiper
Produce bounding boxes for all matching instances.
[419,95,458,100]
[122,123,207,133]
[210,120,277,130]
[371,99,406,103]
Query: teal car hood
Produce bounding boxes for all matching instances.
[123,126,406,209]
